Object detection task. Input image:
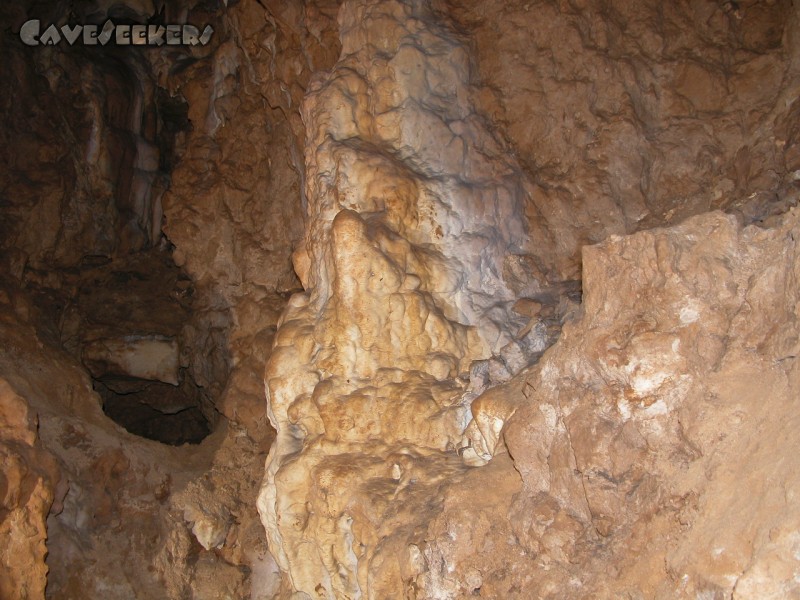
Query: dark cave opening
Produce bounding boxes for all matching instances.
[94,373,214,445]
[59,248,227,447]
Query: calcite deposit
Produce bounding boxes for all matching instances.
[0,0,338,597]
[444,0,800,261]
[0,378,59,599]
[1,0,800,598]
[257,0,800,598]
[257,0,560,594]
[263,203,800,598]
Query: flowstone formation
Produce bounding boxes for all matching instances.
[259,0,800,598]
[258,0,556,596]
[2,0,800,597]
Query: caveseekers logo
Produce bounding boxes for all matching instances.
[20,19,214,47]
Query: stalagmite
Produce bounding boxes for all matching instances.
[258,1,564,596]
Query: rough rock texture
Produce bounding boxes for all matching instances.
[158,0,341,439]
[0,0,339,597]
[0,377,59,599]
[258,0,800,598]
[413,208,800,598]
[257,1,565,595]
[442,0,800,273]
[0,3,168,272]
[265,200,800,597]
[2,0,800,598]
[0,288,277,599]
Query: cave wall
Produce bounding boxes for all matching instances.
[1,0,800,598]
[257,0,800,598]
[0,3,169,273]
[443,0,800,271]
[412,208,800,598]
[155,0,341,438]
[0,0,339,597]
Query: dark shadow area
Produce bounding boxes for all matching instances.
[94,374,213,445]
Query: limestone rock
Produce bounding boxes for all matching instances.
[420,208,800,598]
[3,0,800,597]
[155,0,341,440]
[256,0,800,596]
[0,283,281,599]
[442,0,800,275]
[0,379,60,600]
[184,502,232,551]
[82,335,180,385]
[258,0,559,596]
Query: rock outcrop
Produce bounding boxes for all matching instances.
[414,208,800,598]
[444,0,800,268]
[0,288,278,598]
[0,377,59,599]
[0,1,339,597]
[158,0,341,440]
[263,188,800,597]
[2,0,800,598]
[258,0,800,598]
[257,0,564,595]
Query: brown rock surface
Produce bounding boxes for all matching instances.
[261,203,800,597]
[422,207,800,598]
[0,289,279,598]
[257,0,565,594]
[0,378,59,600]
[2,0,800,598]
[0,1,337,596]
[442,0,800,275]
[257,0,800,598]
[157,0,341,439]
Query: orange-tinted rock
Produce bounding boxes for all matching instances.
[0,379,59,600]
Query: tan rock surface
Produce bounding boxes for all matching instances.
[421,207,800,598]
[2,0,800,597]
[263,202,800,597]
[0,288,279,598]
[442,0,800,275]
[157,0,341,440]
[0,379,59,600]
[257,1,562,595]
[257,1,800,597]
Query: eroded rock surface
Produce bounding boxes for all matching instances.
[411,208,800,598]
[0,377,59,600]
[158,0,341,440]
[258,0,800,598]
[0,1,339,597]
[265,197,800,597]
[443,0,800,270]
[2,0,800,598]
[258,0,569,596]
[0,288,278,598]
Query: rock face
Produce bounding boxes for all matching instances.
[0,289,277,599]
[0,3,168,271]
[443,0,800,267]
[264,194,800,597]
[0,378,59,599]
[158,0,341,440]
[0,0,338,597]
[257,0,562,595]
[417,208,800,598]
[258,0,800,598]
[2,0,800,598]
